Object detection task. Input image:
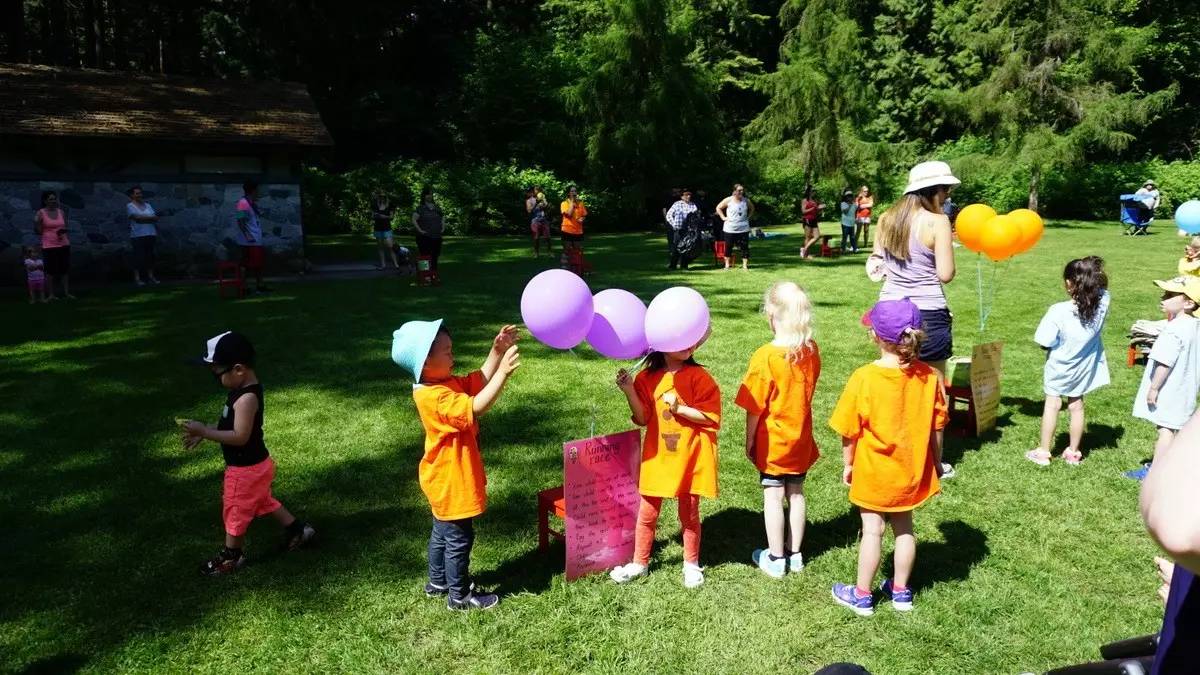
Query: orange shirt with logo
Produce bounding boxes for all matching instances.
[828,362,947,512]
[413,371,488,521]
[735,342,822,476]
[560,199,587,235]
[633,365,721,499]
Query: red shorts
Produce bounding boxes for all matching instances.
[241,245,265,270]
[222,458,282,536]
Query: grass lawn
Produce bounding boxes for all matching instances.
[1,220,1182,673]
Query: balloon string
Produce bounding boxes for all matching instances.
[976,254,984,334]
[568,347,598,437]
[979,258,1004,334]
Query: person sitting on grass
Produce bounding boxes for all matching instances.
[181,331,316,576]
[1127,276,1200,481]
[828,298,946,616]
[1026,256,1111,466]
[611,338,721,588]
[736,281,821,578]
[1178,235,1200,279]
[392,321,521,611]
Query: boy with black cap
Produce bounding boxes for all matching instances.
[181,331,315,575]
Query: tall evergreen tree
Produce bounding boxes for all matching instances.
[945,0,1176,209]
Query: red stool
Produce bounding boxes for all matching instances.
[819,234,840,258]
[417,256,440,286]
[537,486,566,553]
[216,261,245,298]
[715,240,738,265]
[946,384,976,437]
[566,248,592,276]
[1127,344,1146,367]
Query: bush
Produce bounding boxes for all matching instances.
[302,160,624,235]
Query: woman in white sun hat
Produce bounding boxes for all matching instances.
[872,160,960,473]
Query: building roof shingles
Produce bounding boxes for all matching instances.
[0,63,333,147]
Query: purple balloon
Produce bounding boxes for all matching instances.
[520,269,594,349]
[645,286,710,353]
[587,289,649,359]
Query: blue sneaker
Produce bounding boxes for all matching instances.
[831,582,875,616]
[1123,463,1151,481]
[751,549,786,578]
[880,578,914,611]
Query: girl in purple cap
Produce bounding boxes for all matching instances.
[828,298,948,616]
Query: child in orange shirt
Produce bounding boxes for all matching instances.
[735,281,821,578]
[828,298,947,616]
[611,339,721,588]
[391,320,521,611]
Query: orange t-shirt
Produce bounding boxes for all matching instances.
[735,342,821,476]
[560,200,587,235]
[828,362,948,512]
[413,371,488,521]
[633,365,721,498]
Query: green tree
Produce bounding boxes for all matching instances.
[946,0,1177,209]
[565,0,723,207]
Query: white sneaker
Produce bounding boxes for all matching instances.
[609,562,647,583]
[751,549,786,578]
[787,551,804,573]
[940,463,956,479]
[683,562,704,588]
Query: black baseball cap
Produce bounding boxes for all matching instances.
[195,331,256,367]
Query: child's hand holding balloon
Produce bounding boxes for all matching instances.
[615,368,635,393]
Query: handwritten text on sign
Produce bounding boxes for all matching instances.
[563,430,641,581]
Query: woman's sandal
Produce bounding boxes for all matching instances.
[1062,449,1083,466]
[1024,448,1052,467]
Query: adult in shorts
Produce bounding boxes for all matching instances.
[235,181,270,293]
[372,192,401,270]
[716,184,755,270]
[34,190,74,299]
[560,185,587,258]
[526,187,552,258]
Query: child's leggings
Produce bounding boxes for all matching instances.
[633,494,700,566]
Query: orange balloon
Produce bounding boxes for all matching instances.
[1008,208,1044,254]
[955,204,996,253]
[979,214,1021,261]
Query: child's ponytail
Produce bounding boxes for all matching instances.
[893,328,927,367]
[1064,256,1108,326]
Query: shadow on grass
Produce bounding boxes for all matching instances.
[883,520,989,592]
[18,653,88,675]
[942,412,1015,466]
[1059,423,1126,460]
[700,506,861,568]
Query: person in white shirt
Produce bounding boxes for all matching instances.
[126,185,160,285]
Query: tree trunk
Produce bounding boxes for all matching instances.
[111,0,126,69]
[1,0,27,61]
[84,0,101,66]
[1028,167,1040,212]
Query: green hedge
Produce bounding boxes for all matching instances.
[302,160,624,235]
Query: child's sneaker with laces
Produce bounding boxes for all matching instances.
[751,549,786,578]
[199,550,247,577]
[609,562,648,583]
[787,551,804,573]
[447,590,500,611]
[831,582,875,616]
[880,578,914,611]
[683,562,704,589]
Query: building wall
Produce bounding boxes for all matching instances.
[0,180,305,284]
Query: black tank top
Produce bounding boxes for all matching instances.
[219,384,269,467]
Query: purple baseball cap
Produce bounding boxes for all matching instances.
[861,298,922,344]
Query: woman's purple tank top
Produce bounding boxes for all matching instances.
[880,218,946,310]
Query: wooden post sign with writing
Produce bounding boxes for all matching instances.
[970,342,1003,434]
[563,430,641,581]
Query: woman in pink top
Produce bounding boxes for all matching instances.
[34,191,74,300]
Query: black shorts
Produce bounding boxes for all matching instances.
[723,231,750,257]
[919,307,954,362]
[561,232,584,244]
[132,236,156,270]
[44,246,70,276]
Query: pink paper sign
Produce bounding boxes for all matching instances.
[563,430,642,581]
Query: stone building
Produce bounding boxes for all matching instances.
[0,63,332,283]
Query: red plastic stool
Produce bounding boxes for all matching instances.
[819,234,840,258]
[565,248,592,276]
[417,256,440,286]
[715,240,739,265]
[946,384,976,437]
[216,261,245,298]
[537,485,566,553]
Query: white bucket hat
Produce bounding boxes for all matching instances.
[904,161,961,194]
